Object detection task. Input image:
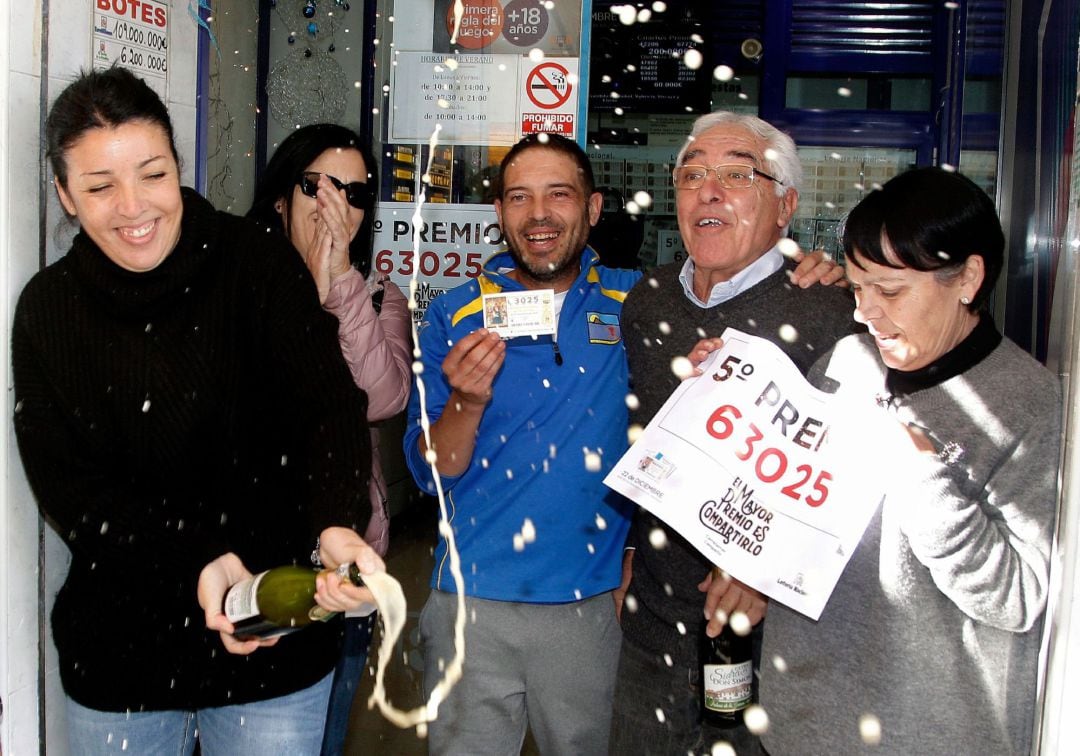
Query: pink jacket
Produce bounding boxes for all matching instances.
[322,268,412,557]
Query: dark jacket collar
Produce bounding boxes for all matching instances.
[886,313,1002,396]
[69,187,218,319]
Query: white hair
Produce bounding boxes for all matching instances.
[676,111,802,198]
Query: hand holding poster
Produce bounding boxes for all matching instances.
[604,328,878,620]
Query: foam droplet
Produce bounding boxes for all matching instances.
[859,713,882,745]
[521,518,536,542]
[670,356,693,379]
[744,704,769,734]
[729,611,752,636]
[584,450,602,472]
[777,237,800,257]
[649,527,668,549]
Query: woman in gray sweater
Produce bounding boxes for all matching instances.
[759,167,1060,755]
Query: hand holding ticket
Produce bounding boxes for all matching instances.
[482,290,556,339]
[604,328,879,620]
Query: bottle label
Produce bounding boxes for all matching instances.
[223,570,267,623]
[703,661,753,713]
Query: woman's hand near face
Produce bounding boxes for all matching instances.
[304,220,334,304]
[298,174,357,304]
[315,174,356,281]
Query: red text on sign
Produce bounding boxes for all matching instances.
[375,250,483,279]
[97,0,166,27]
[705,404,832,507]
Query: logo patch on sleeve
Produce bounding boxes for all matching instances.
[587,312,623,344]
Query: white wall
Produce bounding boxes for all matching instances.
[0,2,201,752]
[1,0,44,751]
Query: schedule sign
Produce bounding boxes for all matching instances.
[604,329,879,619]
[390,52,519,144]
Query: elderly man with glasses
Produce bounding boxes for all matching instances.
[609,111,862,754]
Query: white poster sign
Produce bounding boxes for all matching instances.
[373,203,502,323]
[390,53,520,145]
[656,229,686,265]
[390,52,581,144]
[91,0,169,101]
[604,329,878,620]
[518,58,579,138]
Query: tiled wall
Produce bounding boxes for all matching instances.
[791,147,916,260]
[588,144,998,267]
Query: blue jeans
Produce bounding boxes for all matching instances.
[66,673,332,756]
[320,613,376,755]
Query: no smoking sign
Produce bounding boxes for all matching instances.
[525,61,572,109]
[519,58,578,138]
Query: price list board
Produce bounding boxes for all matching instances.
[91,0,169,101]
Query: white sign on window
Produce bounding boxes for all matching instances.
[91,0,169,101]
[605,328,879,620]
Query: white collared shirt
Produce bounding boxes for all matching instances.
[677,247,785,308]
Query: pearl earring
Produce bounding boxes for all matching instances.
[960,296,971,305]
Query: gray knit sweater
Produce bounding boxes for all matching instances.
[620,259,861,666]
[759,333,1060,755]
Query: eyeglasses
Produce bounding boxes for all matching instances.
[297,171,375,210]
[671,164,783,191]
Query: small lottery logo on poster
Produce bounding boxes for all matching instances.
[483,289,555,339]
[637,451,675,481]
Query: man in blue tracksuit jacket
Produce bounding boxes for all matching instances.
[404,134,640,754]
[403,132,838,754]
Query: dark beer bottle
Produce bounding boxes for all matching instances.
[699,619,753,727]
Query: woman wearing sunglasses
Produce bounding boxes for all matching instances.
[249,124,412,755]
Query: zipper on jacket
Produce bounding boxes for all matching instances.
[553,340,563,365]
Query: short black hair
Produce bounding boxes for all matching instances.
[248,123,379,272]
[46,66,178,188]
[495,133,595,199]
[842,166,1004,310]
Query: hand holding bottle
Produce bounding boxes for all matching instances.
[699,567,767,637]
[312,525,385,614]
[198,552,279,655]
[198,528,386,654]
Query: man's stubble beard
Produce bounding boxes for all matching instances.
[508,243,581,284]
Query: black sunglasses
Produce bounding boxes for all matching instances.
[297,171,375,210]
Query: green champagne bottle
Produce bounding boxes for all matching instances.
[223,564,364,640]
[700,620,753,728]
